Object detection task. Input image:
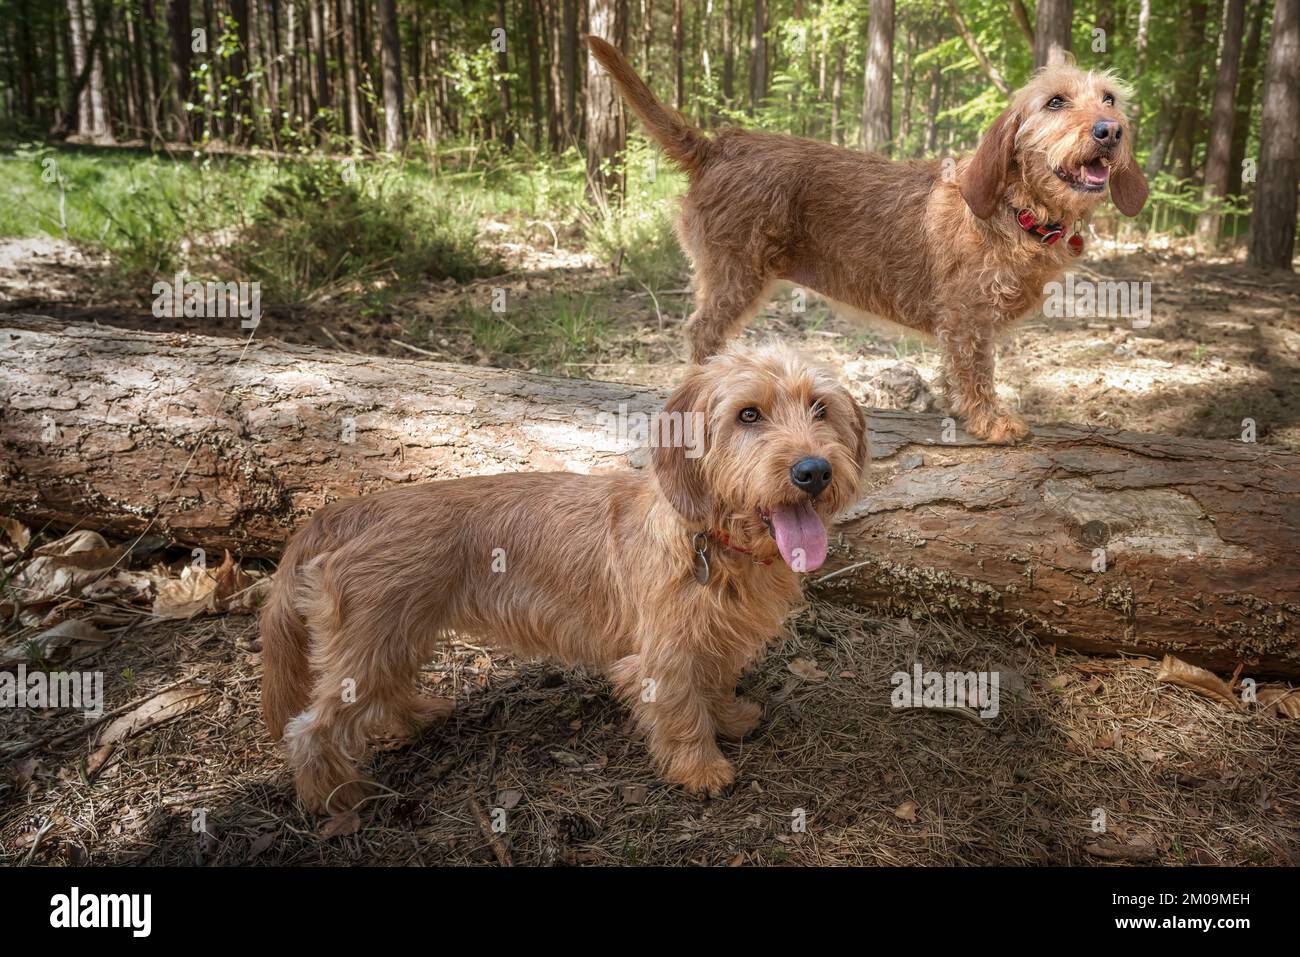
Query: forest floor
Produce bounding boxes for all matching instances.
[2,213,1299,866]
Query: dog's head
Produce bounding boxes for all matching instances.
[652,345,868,573]
[960,62,1148,222]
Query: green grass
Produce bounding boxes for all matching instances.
[0,139,690,348]
[0,144,502,299]
[420,292,612,375]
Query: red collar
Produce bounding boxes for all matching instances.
[1012,206,1083,256]
[690,530,775,585]
[710,529,774,565]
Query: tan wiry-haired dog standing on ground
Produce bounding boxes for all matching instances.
[588,38,1149,444]
[262,346,868,812]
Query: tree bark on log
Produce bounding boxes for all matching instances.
[2,316,1297,677]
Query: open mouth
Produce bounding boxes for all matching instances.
[758,502,828,572]
[1054,158,1110,192]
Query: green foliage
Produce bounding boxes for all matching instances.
[0,145,499,300]
[228,159,496,303]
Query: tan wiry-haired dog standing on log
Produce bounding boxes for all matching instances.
[262,345,868,812]
[587,38,1149,444]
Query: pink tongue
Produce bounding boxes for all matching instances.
[1083,162,1109,185]
[770,501,828,572]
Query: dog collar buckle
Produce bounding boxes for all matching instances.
[1013,206,1083,255]
[691,531,711,585]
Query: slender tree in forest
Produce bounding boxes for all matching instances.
[377,0,404,151]
[1248,0,1299,269]
[673,0,684,110]
[641,0,653,83]
[1034,0,1073,68]
[586,0,626,203]
[721,0,734,104]
[862,0,894,153]
[1228,0,1268,198]
[562,0,579,140]
[341,0,364,145]
[1198,0,1247,245]
[1172,0,1212,181]
[495,0,515,148]
[749,0,766,113]
[165,0,191,141]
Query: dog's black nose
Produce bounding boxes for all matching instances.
[790,457,832,497]
[1092,120,1121,144]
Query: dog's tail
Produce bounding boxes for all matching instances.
[260,537,314,741]
[586,36,710,174]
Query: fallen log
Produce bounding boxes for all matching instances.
[2,315,1297,677]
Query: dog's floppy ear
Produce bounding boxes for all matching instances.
[1109,160,1149,216]
[849,395,871,476]
[960,108,1019,220]
[652,369,712,524]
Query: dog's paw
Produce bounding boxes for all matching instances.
[968,412,1030,444]
[713,697,763,740]
[670,756,737,799]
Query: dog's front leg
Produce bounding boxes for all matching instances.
[937,320,1029,444]
[619,647,736,798]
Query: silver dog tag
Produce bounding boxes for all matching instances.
[692,532,710,585]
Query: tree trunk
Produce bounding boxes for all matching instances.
[641,0,653,83]
[1227,0,1268,199]
[526,0,544,149]
[1248,0,1300,269]
[748,0,765,114]
[561,0,579,140]
[309,0,331,139]
[2,316,1298,679]
[1034,0,1073,68]
[861,0,893,154]
[377,0,404,151]
[1171,0,1211,182]
[1133,0,1150,140]
[341,0,364,144]
[897,24,914,153]
[923,61,941,154]
[1197,0,1247,246]
[494,0,515,148]
[831,42,844,146]
[1010,0,1035,48]
[672,0,684,111]
[721,0,733,105]
[14,0,36,120]
[586,0,626,203]
[165,0,191,141]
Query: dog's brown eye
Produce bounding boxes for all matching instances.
[812,402,827,420]
[1046,95,1066,110]
[738,407,762,424]
[1102,93,1115,106]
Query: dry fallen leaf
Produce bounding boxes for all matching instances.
[1155,655,1242,710]
[0,516,31,554]
[894,800,919,822]
[787,658,828,681]
[152,551,257,619]
[0,618,108,668]
[87,684,212,775]
[1257,685,1300,718]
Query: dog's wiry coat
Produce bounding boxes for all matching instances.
[587,38,1149,444]
[262,346,868,812]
